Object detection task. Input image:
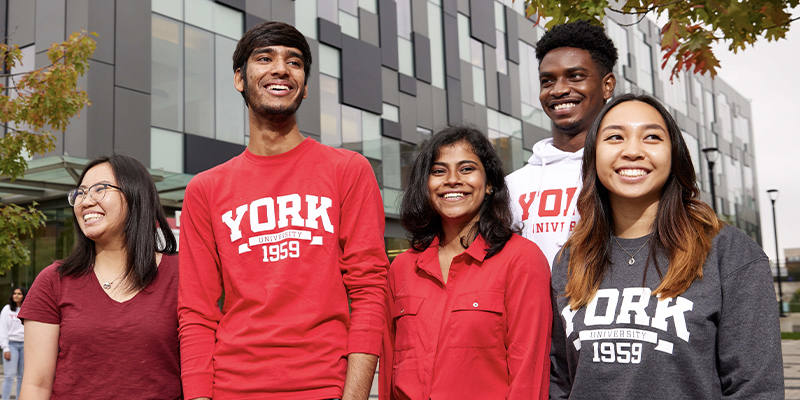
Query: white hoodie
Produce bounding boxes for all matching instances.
[0,304,24,351]
[506,138,583,269]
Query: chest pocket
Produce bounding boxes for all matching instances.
[449,291,505,348]
[393,296,425,351]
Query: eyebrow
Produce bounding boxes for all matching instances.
[432,160,479,167]
[601,123,667,133]
[539,66,589,78]
[251,47,304,62]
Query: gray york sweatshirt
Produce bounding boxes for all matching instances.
[550,225,783,399]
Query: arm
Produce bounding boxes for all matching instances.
[548,287,572,400]
[0,306,11,354]
[178,177,224,400]
[19,321,59,400]
[505,245,553,400]
[338,155,389,372]
[379,273,396,400]
[718,257,783,399]
[342,353,379,400]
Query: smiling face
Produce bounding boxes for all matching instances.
[12,289,23,305]
[596,101,672,208]
[427,141,491,235]
[235,45,308,120]
[539,47,615,148]
[74,163,127,247]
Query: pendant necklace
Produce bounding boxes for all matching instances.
[95,267,125,290]
[613,236,651,265]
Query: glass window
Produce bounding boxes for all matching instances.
[215,35,245,144]
[184,0,214,31]
[319,44,341,79]
[398,37,415,76]
[151,127,184,173]
[658,59,688,115]
[400,141,416,189]
[703,90,715,129]
[470,38,483,68]
[382,138,402,189]
[152,15,184,132]
[339,10,360,39]
[359,0,378,13]
[295,0,318,39]
[213,3,243,39]
[495,30,507,75]
[725,154,742,220]
[716,93,733,142]
[382,188,402,215]
[428,2,446,89]
[184,25,215,137]
[318,0,339,23]
[472,65,486,105]
[152,0,183,20]
[320,75,342,147]
[734,113,750,145]
[340,0,358,15]
[681,131,701,190]
[382,103,399,122]
[397,0,412,40]
[606,20,628,68]
[341,104,362,152]
[362,111,382,160]
[693,78,704,125]
[458,14,470,62]
[494,1,506,32]
[634,30,653,94]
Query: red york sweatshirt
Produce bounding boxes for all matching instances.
[178,138,389,399]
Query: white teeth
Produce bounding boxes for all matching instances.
[554,103,577,111]
[268,84,290,90]
[618,169,648,177]
[83,213,104,222]
[443,193,465,199]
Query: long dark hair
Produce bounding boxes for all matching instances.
[59,154,178,291]
[563,93,721,309]
[400,124,517,258]
[7,287,26,312]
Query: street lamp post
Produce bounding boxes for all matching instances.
[767,189,786,317]
[702,147,720,214]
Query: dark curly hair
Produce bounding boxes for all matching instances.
[536,20,618,76]
[400,124,517,259]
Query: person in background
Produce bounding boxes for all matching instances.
[381,125,552,400]
[0,287,25,400]
[19,154,180,399]
[549,93,783,399]
[506,21,617,268]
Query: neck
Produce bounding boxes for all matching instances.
[94,241,128,275]
[440,217,478,251]
[610,195,659,238]
[551,130,587,153]
[14,302,21,307]
[246,109,305,156]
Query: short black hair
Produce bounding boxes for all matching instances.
[536,20,618,76]
[232,21,313,98]
[400,124,517,259]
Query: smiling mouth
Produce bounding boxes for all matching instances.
[617,169,649,177]
[552,102,578,111]
[267,84,291,91]
[442,193,467,199]
[84,213,104,222]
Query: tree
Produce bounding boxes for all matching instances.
[0,31,96,272]
[521,0,799,80]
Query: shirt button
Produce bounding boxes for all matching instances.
[473,302,479,308]
[400,309,404,314]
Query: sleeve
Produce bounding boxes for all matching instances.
[0,306,11,352]
[717,255,784,399]
[548,287,572,400]
[337,154,390,356]
[17,264,61,326]
[177,176,224,399]
[379,267,397,400]
[505,242,553,400]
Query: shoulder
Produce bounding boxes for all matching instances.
[498,235,550,274]
[711,225,768,277]
[390,248,424,271]
[505,164,537,188]
[0,305,9,315]
[32,263,62,285]
[158,254,179,276]
[186,152,244,190]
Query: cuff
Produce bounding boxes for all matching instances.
[181,371,214,399]
[347,329,382,356]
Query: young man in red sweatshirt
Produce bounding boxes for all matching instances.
[178,21,389,400]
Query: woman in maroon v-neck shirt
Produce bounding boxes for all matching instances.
[19,154,181,400]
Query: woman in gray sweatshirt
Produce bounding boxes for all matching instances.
[550,93,783,399]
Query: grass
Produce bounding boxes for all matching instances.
[782,332,800,340]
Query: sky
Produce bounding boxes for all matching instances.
[710,10,800,262]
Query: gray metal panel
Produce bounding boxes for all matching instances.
[442,12,460,80]
[459,60,473,105]
[411,0,427,36]
[505,7,519,63]
[115,0,151,93]
[359,9,380,47]
[398,73,417,96]
[379,0,399,70]
[245,0,271,20]
[473,103,488,133]
[517,13,536,46]
[399,93,419,143]
[431,86,447,129]
[0,1,6,47]
[498,72,512,115]
[184,134,246,175]
[416,80,433,129]
[507,62,522,119]
[457,0,469,15]
[216,0,245,12]
[296,38,321,136]
[64,71,88,158]
[8,0,35,47]
[483,44,499,109]
[469,0,495,47]
[442,0,457,16]
[319,18,342,48]
[445,76,462,123]
[245,13,267,32]
[381,119,401,139]
[341,35,383,114]
[523,121,549,150]
[85,60,115,158]
[35,0,65,53]
[114,87,151,164]
[88,0,115,64]
[413,33,432,84]
[382,67,400,105]
[462,102,475,124]
[270,0,294,25]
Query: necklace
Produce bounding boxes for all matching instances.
[613,236,651,265]
[95,267,125,290]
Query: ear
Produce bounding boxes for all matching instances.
[486,183,493,195]
[234,68,245,93]
[602,72,616,101]
[302,83,308,99]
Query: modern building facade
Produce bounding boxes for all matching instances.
[1,0,761,293]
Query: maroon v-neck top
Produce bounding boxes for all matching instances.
[20,254,181,399]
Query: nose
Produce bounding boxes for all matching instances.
[551,77,570,97]
[621,140,645,160]
[444,171,461,186]
[269,59,289,77]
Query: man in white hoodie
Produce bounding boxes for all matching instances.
[506,21,617,267]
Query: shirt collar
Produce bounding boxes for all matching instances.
[415,234,488,276]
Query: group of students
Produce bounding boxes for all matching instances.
[10,19,782,400]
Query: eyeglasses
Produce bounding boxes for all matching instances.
[67,183,122,206]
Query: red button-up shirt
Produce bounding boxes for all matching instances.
[380,234,552,400]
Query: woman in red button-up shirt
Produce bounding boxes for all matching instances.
[380,125,552,400]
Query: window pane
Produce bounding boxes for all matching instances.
[428,2,445,89]
[320,75,342,147]
[318,0,339,23]
[382,103,399,122]
[397,0,412,39]
[151,127,184,173]
[359,0,378,13]
[458,13,470,62]
[295,0,318,39]
[362,111,382,159]
[213,3,243,39]
[495,30,507,75]
[152,15,184,132]
[339,10,360,39]
[184,25,215,137]
[470,38,483,68]
[341,104,362,152]
[152,0,183,20]
[215,35,245,144]
[319,44,341,78]
[494,1,505,32]
[472,65,486,105]
[382,138,402,189]
[185,0,213,31]
[340,0,358,15]
[398,37,414,76]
